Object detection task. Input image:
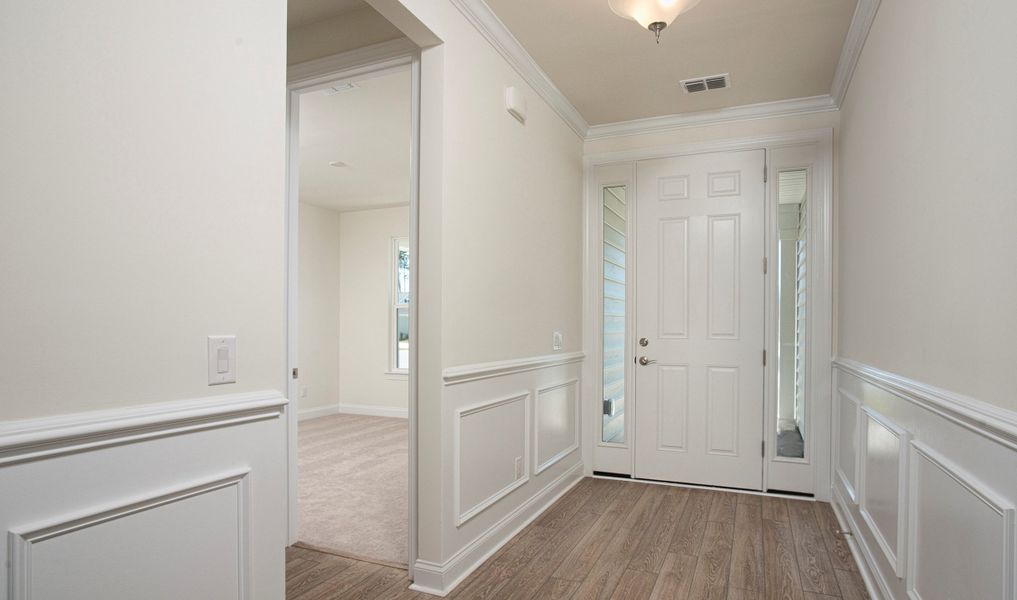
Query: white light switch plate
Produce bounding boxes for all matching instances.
[207,335,237,385]
[552,331,563,351]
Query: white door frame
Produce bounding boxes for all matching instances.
[285,38,421,575]
[581,128,834,499]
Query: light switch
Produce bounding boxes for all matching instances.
[208,335,236,385]
[552,330,563,351]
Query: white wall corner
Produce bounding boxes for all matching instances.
[829,0,882,106]
[446,0,589,138]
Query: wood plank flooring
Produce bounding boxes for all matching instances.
[286,477,868,600]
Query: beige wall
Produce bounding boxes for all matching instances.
[837,0,1017,410]
[439,22,585,368]
[339,206,409,411]
[0,0,286,420]
[298,203,341,415]
[287,5,404,65]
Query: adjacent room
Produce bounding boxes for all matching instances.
[294,64,412,567]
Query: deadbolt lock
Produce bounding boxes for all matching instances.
[639,337,649,347]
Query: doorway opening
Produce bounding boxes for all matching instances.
[287,55,417,569]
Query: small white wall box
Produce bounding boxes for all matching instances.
[505,86,527,124]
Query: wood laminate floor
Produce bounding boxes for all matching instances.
[286,477,869,600]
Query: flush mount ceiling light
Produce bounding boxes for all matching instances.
[608,0,703,43]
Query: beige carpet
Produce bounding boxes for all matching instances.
[298,413,408,566]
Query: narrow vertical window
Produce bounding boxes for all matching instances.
[392,237,410,372]
[602,186,626,443]
[776,169,807,458]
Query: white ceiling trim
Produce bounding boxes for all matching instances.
[443,0,881,142]
[448,0,590,138]
[830,0,881,106]
[585,94,838,141]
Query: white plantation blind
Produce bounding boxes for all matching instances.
[793,198,807,427]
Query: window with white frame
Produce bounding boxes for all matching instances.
[391,237,410,372]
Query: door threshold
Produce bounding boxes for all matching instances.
[591,473,815,500]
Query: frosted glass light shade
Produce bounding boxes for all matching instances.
[608,0,703,29]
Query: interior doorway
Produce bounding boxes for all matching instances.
[286,51,419,570]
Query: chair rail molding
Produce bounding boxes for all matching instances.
[0,390,287,466]
[443,351,585,386]
[832,358,1017,600]
[833,357,1017,451]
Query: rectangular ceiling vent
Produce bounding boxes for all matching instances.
[322,81,358,96]
[680,73,730,94]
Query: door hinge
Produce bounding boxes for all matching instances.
[761,441,766,457]
[763,256,768,274]
[763,162,768,183]
[292,367,299,379]
[762,350,767,366]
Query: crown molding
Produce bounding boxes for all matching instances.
[830,0,881,106]
[448,0,590,139]
[448,0,878,142]
[585,95,838,141]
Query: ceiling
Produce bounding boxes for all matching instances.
[298,68,411,212]
[288,0,366,29]
[485,0,857,125]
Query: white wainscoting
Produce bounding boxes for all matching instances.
[0,390,289,600]
[832,358,1017,600]
[412,353,585,596]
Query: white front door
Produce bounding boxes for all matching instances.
[633,149,765,490]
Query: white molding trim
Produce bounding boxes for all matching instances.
[410,462,583,597]
[286,38,418,86]
[298,404,341,421]
[834,387,862,504]
[8,469,252,600]
[534,379,580,476]
[0,391,287,466]
[584,128,834,167]
[447,0,589,138]
[337,403,409,419]
[585,95,838,141]
[858,405,911,578]
[830,0,881,106]
[453,393,530,527]
[833,357,1017,452]
[906,440,1016,600]
[443,351,585,386]
[446,0,878,142]
[832,486,891,600]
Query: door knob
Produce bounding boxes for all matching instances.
[638,356,656,366]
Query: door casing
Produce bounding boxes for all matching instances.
[581,129,834,499]
[285,39,422,575]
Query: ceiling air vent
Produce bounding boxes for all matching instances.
[680,73,730,94]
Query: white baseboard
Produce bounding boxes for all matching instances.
[338,403,408,419]
[297,404,341,422]
[410,462,584,596]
